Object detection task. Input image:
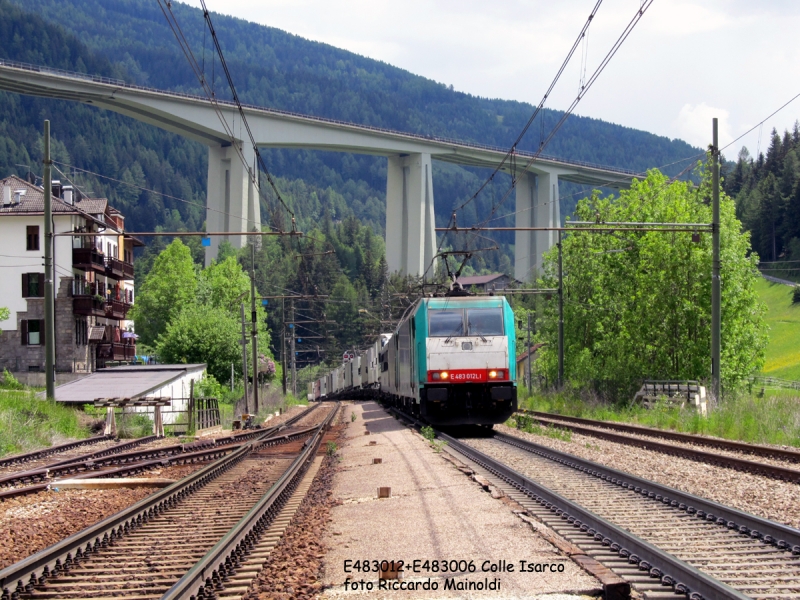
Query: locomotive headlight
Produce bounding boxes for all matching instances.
[489,370,498,378]
[441,371,449,379]
[432,372,441,380]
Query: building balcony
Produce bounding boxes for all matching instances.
[73,295,106,317]
[96,342,136,362]
[105,257,124,280]
[122,260,134,280]
[103,257,134,281]
[104,300,130,320]
[72,248,106,275]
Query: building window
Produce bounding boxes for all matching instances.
[26,226,39,251]
[22,273,44,298]
[75,318,87,346]
[21,319,44,346]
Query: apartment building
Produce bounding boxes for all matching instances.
[0,174,140,375]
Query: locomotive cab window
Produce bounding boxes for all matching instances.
[428,309,465,337]
[466,308,504,336]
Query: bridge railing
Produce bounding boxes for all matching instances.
[0,58,640,178]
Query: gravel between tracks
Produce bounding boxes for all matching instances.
[497,423,800,528]
[0,486,157,569]
[0,460,207,570]
[242,454,340,600]
[318,402,601,599]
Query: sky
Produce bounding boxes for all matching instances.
[182,0,800,158]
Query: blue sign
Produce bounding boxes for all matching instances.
[297,338,302,343]
[261,299,268,306]
[289,324,294,329]
[201,237,211,247]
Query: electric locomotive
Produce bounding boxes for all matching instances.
[382,295,517,425]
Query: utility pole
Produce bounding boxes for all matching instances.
[290,300,297,396]
[250,245,259,415]
[557,229,564,389]
[43,120,55,400]
[711,118,721,402]
[281,298,287,395]
[240,303,249,413]
[526,311,532,394]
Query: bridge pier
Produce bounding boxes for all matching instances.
[514,171,560,282]
[205,143,259,266]
[385,153,437,277]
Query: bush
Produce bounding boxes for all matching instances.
[793,286,800,305]
[0,369,25,390]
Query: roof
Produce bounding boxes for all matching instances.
[0,175,80,215]
[75,197,108,215]
[457,273,509,286]
[517,343,545,363]
[0,176,120,234]
[44,363,206,404]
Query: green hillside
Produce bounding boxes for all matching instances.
[0,0,703,274]
[756,278,800,380]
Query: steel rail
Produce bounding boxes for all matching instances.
[0,426,322,501]
[493,431,800,550]
[522,410,800,463]
[0,434,114,469]
[0,408,317,489]
[526,414,800,482]
[0,405,322,599]
[388,407,800,600]
[440,431,749,600]
[161,403,339,600]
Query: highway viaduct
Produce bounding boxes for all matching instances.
[0,60,637,281]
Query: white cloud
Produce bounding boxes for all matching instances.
[672,103,732,148]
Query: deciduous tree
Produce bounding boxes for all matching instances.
[536,168,767,400]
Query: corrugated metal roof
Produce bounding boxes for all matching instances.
[47,364,206,404]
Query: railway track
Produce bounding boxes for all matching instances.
[0,412,317,498]
[518,410,800,483]
[0,436,157,474]
[392,409,800,600]
[0,402,338,600]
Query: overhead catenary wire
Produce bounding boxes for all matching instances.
[51,161,279,233]
[156,0,294,234]
[430,0,654,279]
[470,0,657,232]
[451,0,604,218]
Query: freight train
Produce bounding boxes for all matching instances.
[310,295,517,426]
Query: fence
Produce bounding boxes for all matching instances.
[748,376,800,392]
[161,397,221,436]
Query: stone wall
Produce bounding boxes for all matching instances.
[0,276,93,374]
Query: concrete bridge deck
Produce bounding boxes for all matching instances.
[0,59,638,279]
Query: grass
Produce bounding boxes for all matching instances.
[521,388,800,448]
[0,390,90,457]
[513,413,573,442]
[756,278,800,381]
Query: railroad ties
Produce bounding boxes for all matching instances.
[391,407,800,600]
[0,403,339,600]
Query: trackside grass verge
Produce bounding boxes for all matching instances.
[0,390,89,457]
[520,389,800,448]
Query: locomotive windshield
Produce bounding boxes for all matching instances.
[429,307,504,337]
[428,310,465,337]
[467,308,504,336]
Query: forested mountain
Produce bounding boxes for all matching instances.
[0,0,702,276]
[724,126,800,281]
